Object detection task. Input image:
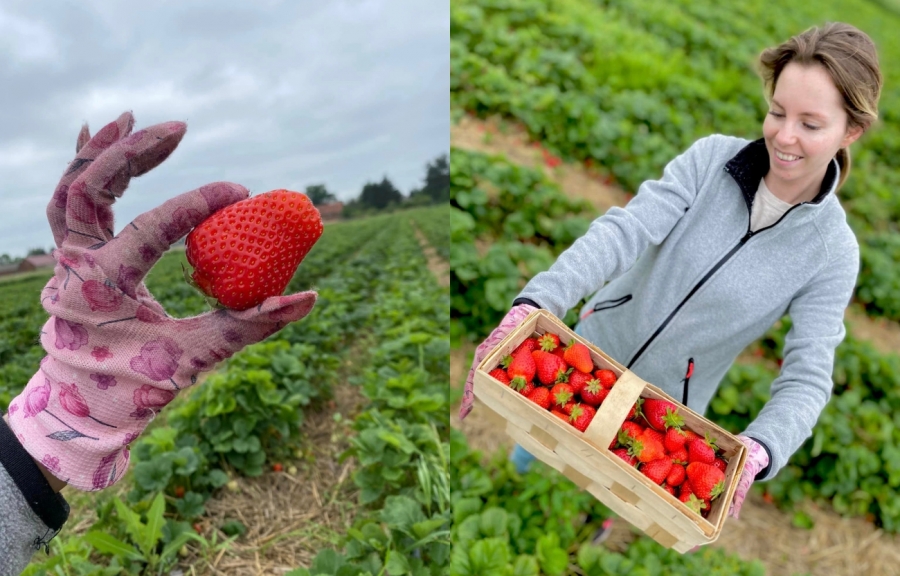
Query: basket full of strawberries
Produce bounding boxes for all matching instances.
[472,309,748,553]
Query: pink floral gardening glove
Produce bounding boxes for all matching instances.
[458,303,537,420]
[6,112,317,491]
[728,434,770,519]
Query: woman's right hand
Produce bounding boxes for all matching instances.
[458,303,537,420]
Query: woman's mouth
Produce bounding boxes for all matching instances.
[774,149,802,165]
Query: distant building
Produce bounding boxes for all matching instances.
[0,264,19,277]
[318,202,344,222]
[18,254,57,272]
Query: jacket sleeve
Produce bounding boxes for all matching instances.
[742,245,859,481]
[515,135,720,318]
[0,415,70,576]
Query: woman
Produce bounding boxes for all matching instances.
[0,112,318,574]
[459,21,882,539]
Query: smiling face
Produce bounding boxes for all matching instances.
[762,61,863,202]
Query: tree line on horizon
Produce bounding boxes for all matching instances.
[0,152,449,265]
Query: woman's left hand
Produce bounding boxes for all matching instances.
[728,434,769,519]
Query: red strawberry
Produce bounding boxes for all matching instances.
[527,387,552,410]
[680,479,693,496]
[612,448,637,467]
[533,351,567,385]
[687,433,718,465]
[686,462,725,500]
[507,351,537,384]
[662,484,676,496]
[549,383,575,409]
[513,337,540,357]
[568,403,596,432]
[552,347,568,362]
[563,341,593,373]
[561,400,577,415]
[641,458,673,485]
[626,399,641,421]
[669,447,689,465]
[679,492,707,515]
[643,428,665,446]
[489,368,511,385]
[682,429,700,443]
[568,371,593,396]
[514,380,535,397]
[550,409,569,422]
[538,333,561,352]
[594,369,618,388]
[642,399,683,431]
[579,379,609,407]
[619,421,644,444]
[664,427,689,452]
[713,458,728,473]
[666,464,686,487]
[630,429,666,463]
[186,189,323,310]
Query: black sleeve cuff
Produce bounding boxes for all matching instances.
[0,413,69,531]
[513,297,542,309]
[745,436,773,481]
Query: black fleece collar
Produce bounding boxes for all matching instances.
[723,138,838,210]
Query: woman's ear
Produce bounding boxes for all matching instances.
[842,124,864,148]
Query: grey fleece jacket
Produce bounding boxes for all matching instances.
[515,134,858,481]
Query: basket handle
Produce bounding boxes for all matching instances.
[582,370,646,451]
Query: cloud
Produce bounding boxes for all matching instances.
[0,0,448,258]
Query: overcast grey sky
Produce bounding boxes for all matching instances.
[0,0,448,258]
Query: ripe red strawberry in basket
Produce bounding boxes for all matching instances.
[506,350,537,388]
[527,387,552,410]
[642,399,684,431]
[713,457,728,473]
[549,383,575,409]
[641,458,673,485]
[568,371,593,396]
[619,421,644,445]
[666,463,687,487]
[533,351,567,385]
[580,379,609,407]
[630,429,666,463]
[489,368,511,385]
[664,427,689,452]
[687,433,718,465]
[563,341,593,373]
[538,333,561,352]
[612,448,637,467]
[679,492,707,515]
[594,369,618,388]
[686,462,725,500]
[551,409,569,422]
[568,403,596,432]
[513,337,540,357]
[186,189,323,310]
[513,380,535,397]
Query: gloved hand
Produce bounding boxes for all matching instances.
[6,112,317,491]
[728,434,769,519]
[458,303,537,420]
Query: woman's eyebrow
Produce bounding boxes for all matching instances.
[771,98,829,120]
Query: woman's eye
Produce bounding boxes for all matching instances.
[768,111,784,118]
[804,123,820,131]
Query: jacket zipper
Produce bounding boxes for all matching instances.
[682,358,694,405]
[626,197,807,370]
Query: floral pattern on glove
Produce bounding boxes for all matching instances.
[457,304,537,420]
[728,434,770,519]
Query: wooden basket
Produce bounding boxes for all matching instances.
[472,309,747,553]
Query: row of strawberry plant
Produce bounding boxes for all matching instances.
[451,148,593,342]
[409,204,452,260]
[294,218,451,575]
[451,0,900,322]
[450,430,766,576]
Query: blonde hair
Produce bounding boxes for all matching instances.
[758,22,882,190]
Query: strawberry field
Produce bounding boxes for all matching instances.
[4,205,450,575]
[451,0,900,574]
